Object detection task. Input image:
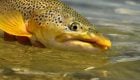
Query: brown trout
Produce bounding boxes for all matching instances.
[0,0,111,52]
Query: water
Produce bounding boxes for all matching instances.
[0,0,140,80]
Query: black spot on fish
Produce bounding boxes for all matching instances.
[59,21,62,23]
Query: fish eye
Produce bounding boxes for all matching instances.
[69,22,80,31]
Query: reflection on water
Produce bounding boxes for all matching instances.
[0,0,140,80]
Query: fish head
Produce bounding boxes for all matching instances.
[56,15,111,51]
[33,5,111,52]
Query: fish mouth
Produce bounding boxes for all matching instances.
[55,32,111,50]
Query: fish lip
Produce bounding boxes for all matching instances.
[61,39,109,50]
[77,38,111,50]
[55,33,111,50]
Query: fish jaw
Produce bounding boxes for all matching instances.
[55,32,111,51]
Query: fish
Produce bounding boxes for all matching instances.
[0,0,111,52]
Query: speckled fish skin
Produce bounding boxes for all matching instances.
[0,0,92,27]
[0,0,111,51]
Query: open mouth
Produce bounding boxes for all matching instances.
[77,38,110,50]
[55,32,111,50]
[61,39,108,50]
[62,40,96,51]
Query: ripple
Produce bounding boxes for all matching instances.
[111,56,140,63]
[115,8,140,15]
[125,1,137,5]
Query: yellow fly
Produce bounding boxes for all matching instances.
[0,0,111,52]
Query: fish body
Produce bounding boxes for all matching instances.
[0,0,111,52]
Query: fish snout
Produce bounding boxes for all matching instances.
[87,33,112,50]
